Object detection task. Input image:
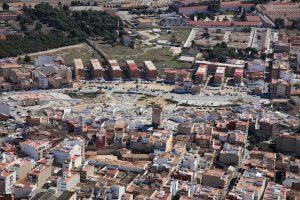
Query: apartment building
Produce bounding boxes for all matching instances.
[276,133,300,157]
[50,138,85,166]
[20,140,51,161]
[73,59,85,80]
[269,79,291,99]
[219,143,243,166]
[143,61,158,81]
[257,116,280,139]
[163,69,190,83]
[36,63,72,82]
[0,62,21,77]
[78,163,94,182]
[9,68,31,84]
[90,59,103,80]
[32,70,48,89]
[6,159,32,180]
[228,170,267,200]
[220,1,254,12]
[195,65,207,84]
[243,150,276,179]
[178,5,208,16]
[57,171,80,192]
[271,61,289,79]
[258,2,300,22]
[28,164,52,189]
[263,182,286,200]
[234,69,243,85]
[152,103,163,127]
[214,67,226,86]
[130,130,173,154]
[0,169,16,194]
[297,51,300,72]
[108,60,122,80]
[201,168,230,189]
[125,60,139,80]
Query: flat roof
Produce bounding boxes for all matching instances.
[90,59,103,70]
[234,69,244,76]
[179,5,208,12]
[108,60,121,71]
[164,69,190,75]
[196,66,207,74]
[126,60,139,71]
[137,18,153,23]
[216,67,226,74]
[195,60,244,69]
[74,59,84,69]
[144,61,157,71]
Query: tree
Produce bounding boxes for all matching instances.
[261,53,267,60]
[130,39,135,49]
[0,4,123,57]
[257,34,261,40]
[218,56,226,63]
[291,19,300,30]
[191,40,196,47]
[171,33,179,44]
[21,24,28,32]
[35,22,42,31]
[2,3,9,11]
[24,55,31,62]
[242,27,251,32]
[71,1,83,6]
[202,31,210,39]
[274,18,284,29]
[237,6,242,13]
[63,5,69,10]
[240,11,246,21]
[58,2,62,9]
[208,3,220,13]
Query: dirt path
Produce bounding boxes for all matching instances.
[112,46,160,57]
[17,43,86,58]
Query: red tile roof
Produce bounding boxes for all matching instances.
[246,16,261,22]
[220,1,241,7]
[164,69,190,75]
[187,20,260,27]
[179,5,208,12]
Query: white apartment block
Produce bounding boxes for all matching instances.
[57,171,80,192]
[50,138,85,165]
[0,170,17,194]
[20,140,51,161]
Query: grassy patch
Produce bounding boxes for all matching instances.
[95,40,191,69]
[172,28,192,43]
[138,95,152,101]
[65,92,98,99]
[231,98,245,104]
[124,47,191,69]
[155,28,192,45]
[31,44,103,66]
[94,41,145,57]
[165,98,178,104]
[146,101,155,109]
